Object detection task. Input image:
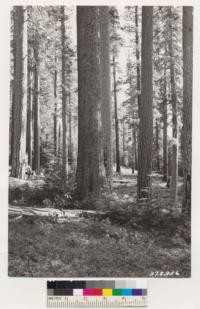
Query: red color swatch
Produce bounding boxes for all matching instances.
[83,288,103,296]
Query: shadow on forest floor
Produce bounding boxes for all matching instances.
[8,170,190,278]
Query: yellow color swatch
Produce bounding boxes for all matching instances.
[102,289,112,296]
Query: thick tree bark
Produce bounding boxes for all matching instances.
[135,6,141,117]
[113,55,121,173]
[10,17,16,166]
[168,7,178,202]
[68,84,74,169]
[61,6,68,183]
[76,6,103,199]
[137,6,153,199]
[26,64,33,167]
[168,147,172,178]
[155,118,160,172]
[129,75,136,173]
[132,123,135,174]
[33,42,40,173]
[99,6,112,179]
[162,63,168,181]
[134,129,138,170]
[53,56,58,157]
[122,119,125,166]
[58,122,61,160]
[10,81,14,165]
[132,6,141,174]
[11,6,27,179]
[182,7,193,214]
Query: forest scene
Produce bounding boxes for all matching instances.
[9,6,192,277]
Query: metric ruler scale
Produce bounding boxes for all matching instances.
[47,280,148,307]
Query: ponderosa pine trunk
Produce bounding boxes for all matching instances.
[68,84,73,169]
[162,63,168,181]
[137,6,153,199]
[133,6,141,174]
[61,6,67,184]
[10,80,15,165]
[135,6,141,117]
[168,7,178,202]
[132,126,135,173]
[33,41,40,173]
[182,7,193,214]
[113,55,121,173]
[76,6,103,199]
[155,118,160,172]
[122,119,125,166]
[99,6,112,180]
[132,109,136,173]
[58,122,61,160]
[10,10,16,166]
[134,129,138,170]
[11,6,27,179]
[53,55,58,157]
[26,62,33,167]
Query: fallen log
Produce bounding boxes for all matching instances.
[113,179,133,184]
[9,177,62,205]
[9,205,106,223]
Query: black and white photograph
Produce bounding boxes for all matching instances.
[8,5,192,278]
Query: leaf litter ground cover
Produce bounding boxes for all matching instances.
[8,172,190,277]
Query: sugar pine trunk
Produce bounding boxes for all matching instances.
[11,6,27,179]
[137,6,153,199]
[182,7,193,214]
[76,6,103,199]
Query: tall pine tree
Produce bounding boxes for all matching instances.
[11,6,27,179]
[182,7,193,214]
[137,6,153,199]
[76,6,103,199]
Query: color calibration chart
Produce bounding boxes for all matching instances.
[47,280,148,307]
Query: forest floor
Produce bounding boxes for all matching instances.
[8,169,191,277]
